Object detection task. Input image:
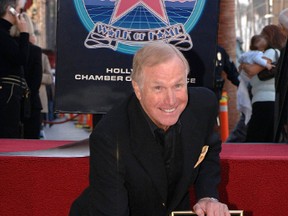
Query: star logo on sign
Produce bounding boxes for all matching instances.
[110,0,169,25]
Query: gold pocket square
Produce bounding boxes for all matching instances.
[194,145,209,168]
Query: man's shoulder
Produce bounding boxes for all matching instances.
[188,87,217,99]
[90,93,138,144]
[94,93,134,130]
[181,87,218,127]
[186,87,218,111]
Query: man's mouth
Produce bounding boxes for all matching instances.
[161,108,176,113]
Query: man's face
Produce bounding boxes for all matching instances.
[133,56,188,131]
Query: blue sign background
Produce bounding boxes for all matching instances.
[55,0,220,113]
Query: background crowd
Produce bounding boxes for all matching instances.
[214,8,288,143]
[0,0,54,139]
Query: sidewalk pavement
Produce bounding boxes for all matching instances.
[42,116,90,141]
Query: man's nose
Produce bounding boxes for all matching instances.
[164,89,176,105]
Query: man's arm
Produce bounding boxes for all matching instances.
[192,129,230,216]
[89,130,129,216]
[192,90,230,216]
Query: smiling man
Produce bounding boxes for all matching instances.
[70,42,230,216]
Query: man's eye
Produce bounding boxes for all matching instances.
[175,84,183,89]
[154,86,162,91]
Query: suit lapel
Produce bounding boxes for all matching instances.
[167,102,204,211]
[128,97,168,202]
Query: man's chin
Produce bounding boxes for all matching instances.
[160,119,178,129]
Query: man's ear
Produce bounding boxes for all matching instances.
[132,80,141,100]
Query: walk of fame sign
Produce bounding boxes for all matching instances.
[56,0,220,113]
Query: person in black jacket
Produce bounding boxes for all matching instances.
[70,42,230,216]
[214,45,239,100]
[0,0,29,138]
[11,12,43,139]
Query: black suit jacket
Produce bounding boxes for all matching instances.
[71,87,221,216]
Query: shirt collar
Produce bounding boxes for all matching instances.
[136,100,182,136]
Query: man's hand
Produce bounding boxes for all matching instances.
[193,197,230,216]
[15,14,28,33]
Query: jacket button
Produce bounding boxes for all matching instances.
[162,202,166,207]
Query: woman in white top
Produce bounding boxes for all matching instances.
[241,24,287,142]
[237,34,274,125]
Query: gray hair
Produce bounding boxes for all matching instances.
[131,42,190,85]
[0,0,17,17]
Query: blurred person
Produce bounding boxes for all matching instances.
[213,45,239,101]
[10,12,43,139]
[0,0,29,138]
[39,53,53,125]
[278,8,288,36]
[69,42,230,216]
[274,8,288,142]
[239,35,274,71]
[237,34,274,125]
[241,24,286,142]
[227,35,274,143]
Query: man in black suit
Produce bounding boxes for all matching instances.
[70,42,230,216]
